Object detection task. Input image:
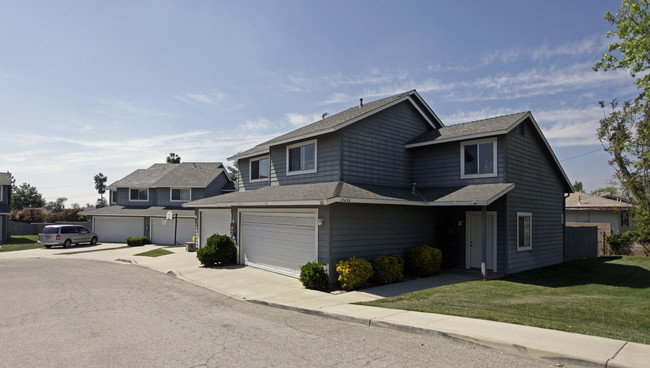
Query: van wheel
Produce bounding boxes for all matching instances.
[90,237,97,245]
[63,239,72,248]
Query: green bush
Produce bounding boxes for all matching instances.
[197,234,237,267]
[126,237,144,246]
[607,232,633,255]
[407,245,442,277]
[371,255,404,285]
[336,256,373,291]
[142,236,151,245]
[299,261,329,290]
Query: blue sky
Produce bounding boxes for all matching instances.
[0,0,637,206]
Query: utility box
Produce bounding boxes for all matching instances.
[185,242,196,252]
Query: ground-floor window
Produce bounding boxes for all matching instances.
[517,212,532,251]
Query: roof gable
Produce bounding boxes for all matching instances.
[228,90,443,161]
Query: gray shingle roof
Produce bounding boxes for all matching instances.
[108,162,225,190]
[80,205,196,218]
[229,90,439,160]
[566,192,633,210]
[407,112,530,146]
[0,172,11,186]
[184,181,514,208]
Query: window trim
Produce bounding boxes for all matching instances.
[0,185,3,202]
[249,155,270,183]
[517,212,533,251]
[286,139,317,176]
[129,188,149,202]
[110,190,117,205]
[170,188,192,202]
[460,138,498,179]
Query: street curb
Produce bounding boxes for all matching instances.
[246,299,610,367]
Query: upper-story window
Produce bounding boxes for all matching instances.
[460,138,497,179]
[170,188,191,202]
[250,156,270,182]
[287,139,317,175]
[129,188,149,201]
[110,190,117,205]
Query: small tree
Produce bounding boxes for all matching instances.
[94,172,107,207]
[166,153,181,163]
[573,180,584,192]
[227,163,239,181]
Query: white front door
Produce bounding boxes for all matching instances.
[466,211,497,271]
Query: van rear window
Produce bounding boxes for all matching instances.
[41,227,59,234]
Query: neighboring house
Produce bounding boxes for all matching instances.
[566,192,634,233]
[185,90,573,286]
[82,162,234,245]
[0,172,11,243]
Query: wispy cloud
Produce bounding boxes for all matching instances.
[535,106,606,146]
[175,90,225,106]
[285,112,323,127]
[92,99,170,118]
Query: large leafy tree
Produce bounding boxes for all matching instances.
[45,197,67,213]
[11,183,46,210]
[594,0,650,239]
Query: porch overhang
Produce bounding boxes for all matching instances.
[184,181,515,209]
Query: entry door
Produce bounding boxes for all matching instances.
[466,212,496,271]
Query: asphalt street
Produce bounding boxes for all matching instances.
[0,258,559,367]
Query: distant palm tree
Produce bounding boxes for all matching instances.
[166,153,181,163]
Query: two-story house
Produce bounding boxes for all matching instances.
[185,90,573,287]
[82,162,234,245]
[0,172,11,243]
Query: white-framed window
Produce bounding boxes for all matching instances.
[286,139,317,175]
[170,188,191,202]
[517,212,532,251]
[249,156,270,182]
[460,138,497,179]
[110,190,117,204]
[129,188,149,201]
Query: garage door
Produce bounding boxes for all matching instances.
[241,212,317,277]
[151,217,195,245]
[200,209,232,248]
[94,216,143,243]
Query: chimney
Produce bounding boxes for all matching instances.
[360,98,363,107]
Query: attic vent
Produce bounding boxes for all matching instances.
[322,112,329,119]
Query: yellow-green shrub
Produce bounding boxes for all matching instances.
[371,255,404,285]
[336,256,373,291]
[407,245,442,277]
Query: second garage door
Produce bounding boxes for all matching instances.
[240,211,317,277]
[150,217,195,245]
[199,209,232,248]
[94,216,143,243]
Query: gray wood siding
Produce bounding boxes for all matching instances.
[329,203,434,263]
[505,119,565,273]
[411,136,506,188]
[237,157,271,191]
[341,101,431,187]
[271,133,341,186]
[204,172,229,197]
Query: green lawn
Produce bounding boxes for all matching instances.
[134,248,173,257]
[0,235,41,252]
[361,256,650,344]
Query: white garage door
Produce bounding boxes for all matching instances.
[241,211,317,277]
[200,209,232,248]
[151,217,195,245]
[94,216,143,243]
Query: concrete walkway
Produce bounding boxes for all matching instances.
[3,242,648,367]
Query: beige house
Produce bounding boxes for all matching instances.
[566,192,634,234]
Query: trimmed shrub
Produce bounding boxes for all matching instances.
[607,232,633,255]
[371,255,404,285]
[336,256,373,291]
[197,234,237,267]
[407,245,443,277]
[126,237,144,246]
[299,261,328,290]
[141,236,151,245]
